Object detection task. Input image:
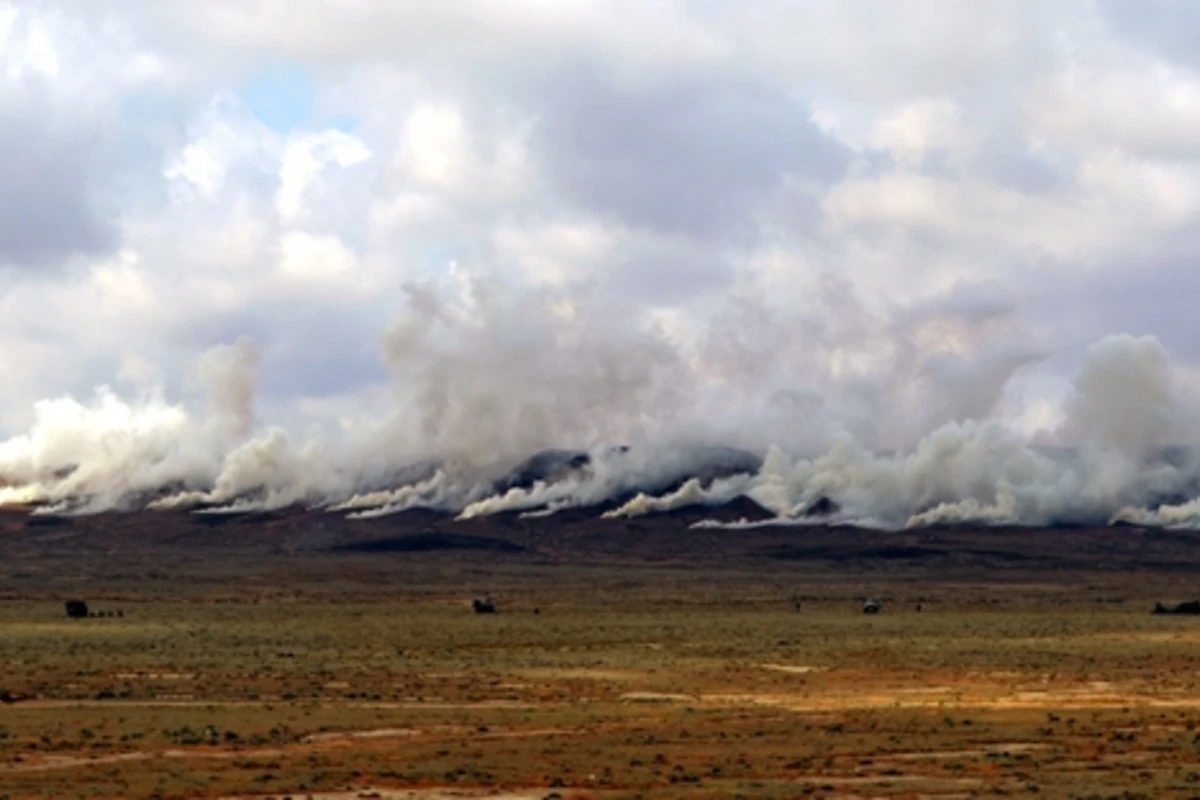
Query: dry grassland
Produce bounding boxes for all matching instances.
[1,564,1200,799]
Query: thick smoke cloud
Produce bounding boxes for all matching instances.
[4,271,1200,531]
[375,273,693,464]
[0,338,262,513]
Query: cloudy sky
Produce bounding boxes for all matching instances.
[2,0,1198,451]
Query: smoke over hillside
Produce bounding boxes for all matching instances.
[1,272,1199,531]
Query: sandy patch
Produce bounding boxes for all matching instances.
[228,791,560,800]
[3,752,149,773]
[699,689,1200,711]
[305,726,584,745]
[758,663,826,674]
[304,728,421,743]
[113,672,195,680]
[20,699,539,710]
[789,774,983,788]
[885,742,1051,760]
[2,747,285,773]
[619,692,695,703]
[1088,631,1200,643]
[518,668,644,682]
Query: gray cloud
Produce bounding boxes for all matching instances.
[529,68,848,238]
[1098,0,1200,69]
[0,95,116,267]
[1032,257,1200,369]
[257,317,388,400]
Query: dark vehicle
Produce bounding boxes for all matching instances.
[473,596,496,614]
[1152,600,1200,615]
[65,600,88,619]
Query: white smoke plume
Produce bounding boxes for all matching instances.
[147,428,346,512]
[456,442,759,519]
[339,466,496,519]
[4,268,1200,530]
[195,337,261,445]
[376,273,693,468]
[677,335,1200,530]
[1110,499,1200,529]
[0,338,264,513]
[604,473,755,519]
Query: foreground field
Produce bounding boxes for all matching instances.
[3,556,1200,799]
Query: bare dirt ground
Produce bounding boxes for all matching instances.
[3,507,1200,798]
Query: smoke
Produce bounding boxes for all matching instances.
[4,268,1200,530]
[674,335,1200,530]
[603,473,754,518]
[0,338,265,514]
[338,465,495,519]
[0,389,195,512]
[1062,334,1181,453]
[195,337,260,444]
[147,429,345,512]
[456,443,760,519]
[376,273,692,468]
[1111,498,1200,528]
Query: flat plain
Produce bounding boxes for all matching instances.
[3,507,1200,799]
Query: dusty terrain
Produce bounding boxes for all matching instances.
[3,506,1200,798]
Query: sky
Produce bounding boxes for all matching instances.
[3,1,1200,515]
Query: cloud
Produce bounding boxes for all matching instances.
[0,61,113,267]
[1097,0,1200,71]
[276,131,371,223]
[0,97,117,266]
[98,1,728,73]
[6,2,1200,526]
[0,4,185,269]
[527,68,848,237]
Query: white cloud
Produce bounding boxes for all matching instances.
[1038,61,1200,159]
[6,0,1200,521]
[275,231,361,294]
[165,142,226,197]
[110,0,729,75]
[823,156,1200,269]
[88,250,154,311]
[277,130,372,222]
[391,103,535,206]
[491,220,617,286]
[398,104,469,190]
[866,97,971,164]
